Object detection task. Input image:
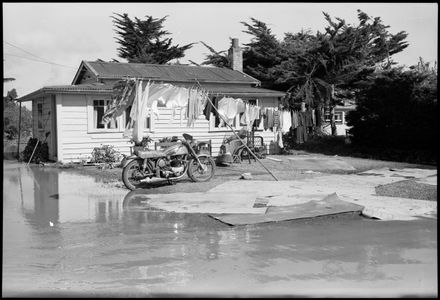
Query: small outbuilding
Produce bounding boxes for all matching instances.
[18,39,286,163]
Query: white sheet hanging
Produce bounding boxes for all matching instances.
[218,97,239,126]
[281,110,292,134]
[132,80,150,144]
[167,86,189,124]
[248,105,260,128]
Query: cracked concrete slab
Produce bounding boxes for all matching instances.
[128,167,436,221]
[210,168,437,221]
[286,156,356,171]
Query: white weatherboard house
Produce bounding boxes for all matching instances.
[18,40,287,163]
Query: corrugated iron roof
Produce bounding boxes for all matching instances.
[18,83,113,102]
[80,61,261,85]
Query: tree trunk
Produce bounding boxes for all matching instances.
[330,84,337,136]
[315,103,324,136]
[330,106,337,136]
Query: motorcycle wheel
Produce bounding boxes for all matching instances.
[187,156,215,182]
[122,160,147,190]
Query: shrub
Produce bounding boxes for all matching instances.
[90,144,122,163]
[21,137,49,163]
[346,66,437,156]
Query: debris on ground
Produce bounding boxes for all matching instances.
[240,172,253,180]
[210,193,364,226]
[134,167,436,222]
[267,157,282,162]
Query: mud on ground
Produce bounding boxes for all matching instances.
[39,153,436,200]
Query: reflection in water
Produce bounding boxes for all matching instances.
[17,166,127,227]
[2,161,437,297]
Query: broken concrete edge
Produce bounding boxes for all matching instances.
[209,210,365,226]
[208,193,367,226]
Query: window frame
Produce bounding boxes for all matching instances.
[87,96,123,133]
[123,105,154,134]
[324,111,343,123]
[208,98,259,132]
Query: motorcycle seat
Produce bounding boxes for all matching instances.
[135,150,166,159]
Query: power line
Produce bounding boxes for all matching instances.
[4,41,49,62]
[3,40,76,69]
[3,53,76,69]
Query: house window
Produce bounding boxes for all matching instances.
[210,98,258,131]
[37,102,43,129]
[210,112,240,131]
[124,106,151,131]
[93,100,118,129]
[324,111,343,123]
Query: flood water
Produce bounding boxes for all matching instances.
[2,161,437,297]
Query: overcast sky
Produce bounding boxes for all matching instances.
[3,2,438,109]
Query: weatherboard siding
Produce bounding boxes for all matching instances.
[59,94,132,162]
[57,94,279,162]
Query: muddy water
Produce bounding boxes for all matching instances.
[2,161,437,297]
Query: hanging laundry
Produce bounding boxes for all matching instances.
[236,98,246,114]
[279,109,283,132]
[273,108,280,130]
[213,97,221,127]
[132,80,151,144]
[281,110,292,134]
[149,84,176,107]
[277,130,284,148]
[129,80,140,122]
[198,90,209,116]
[240,102,250,127]
[254,108,262,128]
[166,86,188,109]
[187,87,199,127]
[248,105,260,128]
[165,86,189,124]
[203,97,215,121]
[291,110,299,129]
[203,96,215,121]
[102,79,136,124]
[265,107,274,131]
[217,97,239,126]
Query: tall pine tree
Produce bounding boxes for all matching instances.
[240,18,283,89]
[199,41,231,68]
[272,10,408,134]
[112,13,194,64]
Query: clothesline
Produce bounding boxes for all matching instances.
[116,76,252,99]
[102,78,264,143]
[102,78,319,147]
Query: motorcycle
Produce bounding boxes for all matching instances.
[121,133,215,190]
[216,129,266,166]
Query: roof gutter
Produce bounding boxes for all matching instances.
[17,87,112,102]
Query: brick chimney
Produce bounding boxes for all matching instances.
[228,38,243,72]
